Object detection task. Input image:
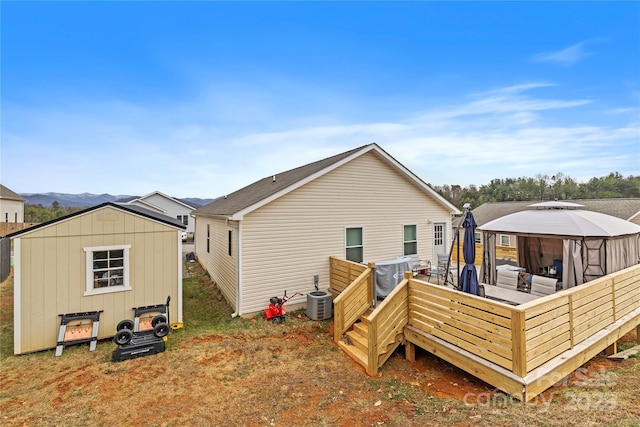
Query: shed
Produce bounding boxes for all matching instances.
[6,202,185,354]
[479,201,640,288]
[192,143,460,316]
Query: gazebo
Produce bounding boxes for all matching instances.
[479,201,640,289]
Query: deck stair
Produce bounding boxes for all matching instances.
[337,314,405,373]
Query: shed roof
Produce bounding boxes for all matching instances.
[6,202,185,239]
[0,184,26,202]
[193,143,460,220]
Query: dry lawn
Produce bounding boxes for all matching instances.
[1,261,639,427]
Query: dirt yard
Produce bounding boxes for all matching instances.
[1,261,639,426]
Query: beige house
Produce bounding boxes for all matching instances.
[7,202,185,354]
[192,144,460,316]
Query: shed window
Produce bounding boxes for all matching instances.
[84,245,131,296]
[403,225,417,256]
[346,227,363,263]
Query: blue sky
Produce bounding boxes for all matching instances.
[2,1,639,199]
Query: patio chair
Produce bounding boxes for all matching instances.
[428,254,453,285]
[495,269,519,290]
[530,275,558,296]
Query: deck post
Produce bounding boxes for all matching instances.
[367,318,378,376]
[511,309,527,377]
[605,342,617,356]
[405,341,415,362]
[368,262,376,306]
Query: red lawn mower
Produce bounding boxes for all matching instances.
[264,290,302,323]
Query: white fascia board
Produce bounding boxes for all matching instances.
[129,198,167,213]
[140,191,196,210]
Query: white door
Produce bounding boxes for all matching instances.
[433,222,446,258]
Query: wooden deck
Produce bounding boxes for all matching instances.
[330,257,640,402]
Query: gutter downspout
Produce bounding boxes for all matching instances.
[231,220,242,318]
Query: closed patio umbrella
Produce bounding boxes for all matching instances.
[459,210,479,295]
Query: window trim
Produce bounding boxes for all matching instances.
[345,226,364,263]
[500,234,511,247]
[403,224,417,256]
[84,244,132,296]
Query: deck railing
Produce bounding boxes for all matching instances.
[363,272,410,375]
[331,257,374,343]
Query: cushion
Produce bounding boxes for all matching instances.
[531,275,558,296]
[496,269,519,290]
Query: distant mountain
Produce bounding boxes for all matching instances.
[20,192,214,208]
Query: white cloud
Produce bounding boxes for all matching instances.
[2,82,637,197]
[531,42,594,66]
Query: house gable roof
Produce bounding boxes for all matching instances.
[193,143,460,220]
[6,202,185,239]
[0,184,26,202]
[129,191,196,210]
[469,198,640,228]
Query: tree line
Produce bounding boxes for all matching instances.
[434,172,640,210]
[24,201,84,223]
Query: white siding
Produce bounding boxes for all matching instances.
[131,193,194,233]
[194,217,238,310]
[0,198,24,223]
[239,151,453,315]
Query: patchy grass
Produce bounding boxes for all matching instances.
[1,261,639,426]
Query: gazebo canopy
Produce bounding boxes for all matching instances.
[478,201,640,289]
[479,202,640,238]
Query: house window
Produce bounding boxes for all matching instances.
[404,225,417,256]
[474,232,481,244]
[228,229,233,256]
[345,227,363,263]
[84,245,131,296]
[206,224,210,253]
[14,212,18,223]
[177,215,189,226]
[500,235,511,247]
[4,213,7,222]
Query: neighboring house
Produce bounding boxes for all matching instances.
[0,184,26,235]
[6,202,185,355]
[126,191,196,235]
[192,143,460,316]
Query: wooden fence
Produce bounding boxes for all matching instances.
[331,257,374,343]
[0,238,10,282]
[362,274,409,375]
[0,222,38,237]
[450,241,518,265]
[405,264,640,400]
